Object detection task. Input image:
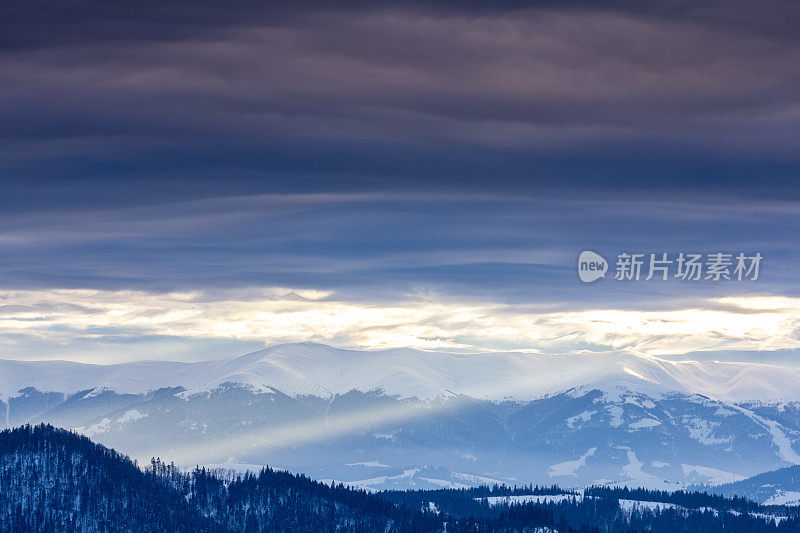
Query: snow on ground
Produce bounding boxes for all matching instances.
[622,450,657,481]
[117,409,147,423]
[747,512,787,525]
[566,410,596,428]
[418,477,470,490]
[629,418,661,430]
[548,448,596,477]
[76,418,112,437]
[483,494,583,506]
[486,495,788,525]
[346,461,389,468]
[680,464,745,485]
[452,472,511,486]
[82,387,116,399]
[684,417,731,445]
[731,405,800,464]
[763,490,800,506]
[619,500,787,525]
[606,406,624,427]
[331,468,423,491]
[618,499,681,514]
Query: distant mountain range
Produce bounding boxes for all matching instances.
[711,465,800,506]
[2,424,797,532]
[4,343,800,402]
[2,343,800,494]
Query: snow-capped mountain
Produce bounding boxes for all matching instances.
[3,342,800,402]
[3,343,800,495]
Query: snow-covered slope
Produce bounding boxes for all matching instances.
[3,343,800,402]
[711,465,800,505]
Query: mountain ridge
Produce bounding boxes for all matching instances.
[2,342,800,403]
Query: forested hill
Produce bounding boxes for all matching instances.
[0,425,427,533]
[0,424,216,532]
[2,425,800,533]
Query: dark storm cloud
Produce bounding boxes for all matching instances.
[3,1,798,49]
[1,1,799,201]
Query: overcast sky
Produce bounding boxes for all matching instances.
[1,1,799,363]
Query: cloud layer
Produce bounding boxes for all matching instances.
[1,287,799,363]
[1,1,799,198]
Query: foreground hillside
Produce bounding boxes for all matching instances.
[2,425,800,532]
[0,425,215,532]
[0,425,423,532]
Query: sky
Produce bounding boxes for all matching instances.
[1,1,799,364]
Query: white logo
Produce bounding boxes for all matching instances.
[577,251,762,283]
[578,250,608,283]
